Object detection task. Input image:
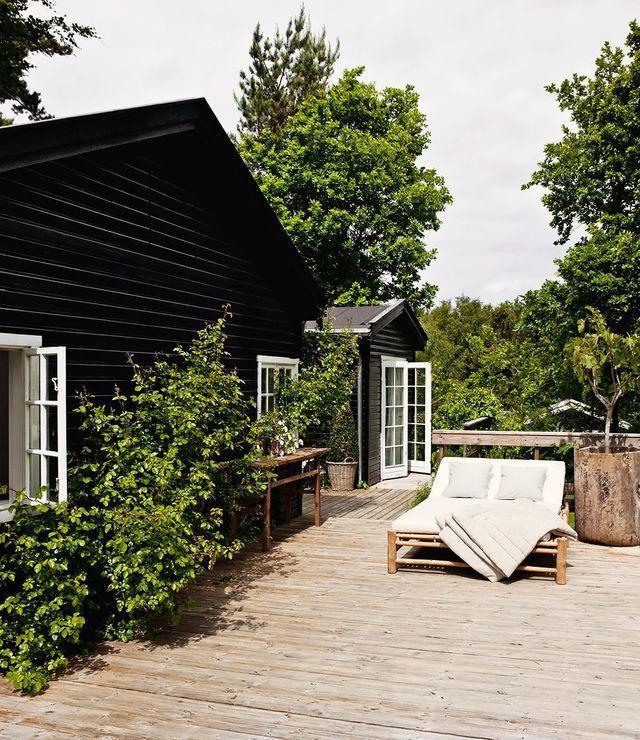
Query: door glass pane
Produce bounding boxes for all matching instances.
[385,407,393,425]
[394,387,403,406]
[28,405,40,449]
[44,354,58,401]
[417,387,425,405]
[28,355,40,401]
[28,453,41,496]
[395,367,403,385]
[408,386,415,404]
[47,455,59,503]
[385,447,393,466]
[415,443,426,461]
[395,426,404,445]
[46,406,58,452]
[408,368,415,386]
[386,387,394,406]
[417,368,426,385]
[385,428,394,446]
[394,446,403,465]
[385,367,394,384]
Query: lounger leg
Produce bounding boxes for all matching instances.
[556,537,568,585]
[387,530,398,574]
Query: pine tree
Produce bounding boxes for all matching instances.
[235,6,339,137]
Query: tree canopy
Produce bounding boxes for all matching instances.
[0,0,96,122]
[235,6,339,138]
[241,68,451,309]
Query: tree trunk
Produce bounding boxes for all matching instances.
[574,447,640,546]
[604,405,613,453]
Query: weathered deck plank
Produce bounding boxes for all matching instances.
[2,475,639,738]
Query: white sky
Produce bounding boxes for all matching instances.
[21,0,638,304]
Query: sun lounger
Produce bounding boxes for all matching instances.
[388,457,572,584]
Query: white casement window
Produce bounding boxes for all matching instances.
[24,347,67,503]
[256,355,299,416]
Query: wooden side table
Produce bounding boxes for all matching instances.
[253,447,329,551]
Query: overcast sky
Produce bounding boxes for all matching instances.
[22,1,638,304]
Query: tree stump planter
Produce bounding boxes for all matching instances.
[574,447,640,546]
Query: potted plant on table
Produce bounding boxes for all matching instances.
[569,308,640,545]
[250,411,302,457]
[326,404,359,491]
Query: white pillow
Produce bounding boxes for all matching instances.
[495,465,547,501]
[441,460,493,499]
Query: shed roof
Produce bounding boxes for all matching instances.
[305,299,427,348]
[0,98,325,316]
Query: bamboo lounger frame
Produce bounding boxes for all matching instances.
[387,502,570,585]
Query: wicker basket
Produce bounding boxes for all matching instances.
[327,457,358,491]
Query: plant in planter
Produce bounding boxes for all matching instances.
[249,411,302,457]
[569,307,640,545]
[326,404,359,491]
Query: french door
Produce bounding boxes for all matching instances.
[381,358,431,480]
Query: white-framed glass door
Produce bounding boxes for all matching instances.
[408,362,431,473]
[381,359,431,480]
[381,358,408,479]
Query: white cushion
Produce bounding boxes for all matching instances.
[441,459,492,498]
[392,497,479,534]
[495,465,546,501]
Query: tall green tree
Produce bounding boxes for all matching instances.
[523,20,640,336]
[241,68,451,309]
[235,6,339,138]
[0,0,96,123]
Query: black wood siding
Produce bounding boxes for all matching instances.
[362,316,417,485]
[0,134,312,444]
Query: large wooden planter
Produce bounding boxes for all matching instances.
[574,447,640,546]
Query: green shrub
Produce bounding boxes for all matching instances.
[0,310,265,693]
[326,404,359,462]
[407,481,431,509]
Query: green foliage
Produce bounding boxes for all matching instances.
[275,324,360,442]
[407,480,431,509]
[0,0,96,121]
[525,21,640,245]
[0,313,265,693]
[240,68,451,309]
[326,405,359,463]
[420,297,553,430]
[569,307,640,449]
[235,6,339,137]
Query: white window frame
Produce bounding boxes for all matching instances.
[256,355,299,417]
[0,337,67,523]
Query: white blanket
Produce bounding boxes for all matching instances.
[435,500,577,582]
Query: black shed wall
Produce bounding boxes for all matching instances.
[362,317,417,486]
[0,134,311,443]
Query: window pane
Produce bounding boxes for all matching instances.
[261,367,267,391]
[28,404,40,449]
[28,453,41,496]
[267,368,275,393]
[47,455,59,503]
[395,367,403,385]
[267,395,275,412]
[28,355,40,401]
[385,367,394,385]
[46,406,58,452]
[44,354,58,401]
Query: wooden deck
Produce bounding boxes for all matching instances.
[2,475,640,739]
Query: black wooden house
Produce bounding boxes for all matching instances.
[0,99,323,517]
[307,300,431,486]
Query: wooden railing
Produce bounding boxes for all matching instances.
[432,429,640,461]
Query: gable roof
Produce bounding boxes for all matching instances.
[0,98,324,316]
[306,299,427,348]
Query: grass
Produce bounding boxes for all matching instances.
[407,480,431,509]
